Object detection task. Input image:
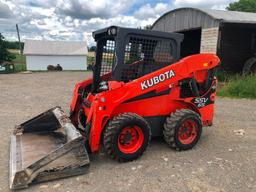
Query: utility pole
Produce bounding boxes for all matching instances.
[16,24,22,54]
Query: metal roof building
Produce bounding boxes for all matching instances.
[24,40,88,71]
[152,7,256,73]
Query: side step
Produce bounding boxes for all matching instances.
[9,107,90,190]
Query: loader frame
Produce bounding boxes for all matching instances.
[71,53,219,152]
[70,26,219,153]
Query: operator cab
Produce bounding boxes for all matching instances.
[92,26,184,92]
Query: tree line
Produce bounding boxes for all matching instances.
[0,33,16,64]
[5,41,24,50]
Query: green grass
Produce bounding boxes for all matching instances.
[14,63,26,71]
[13,53,25,63]
[8,49,26,72]
[87,56,95,66]
[217,75,256,99]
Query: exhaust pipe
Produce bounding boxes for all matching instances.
[9,107,90,189]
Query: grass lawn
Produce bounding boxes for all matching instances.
[13,53,25,63]
[8,49,26,72]
[217,75,256,99]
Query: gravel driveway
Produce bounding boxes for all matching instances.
[0,72,255,192]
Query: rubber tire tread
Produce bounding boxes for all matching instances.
[103,113,151,162]
[243,57,256,75]
[163,109,202,151]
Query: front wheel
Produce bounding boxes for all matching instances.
[103,113,151,162]
[163,109,202,150]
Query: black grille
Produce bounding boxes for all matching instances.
[100,40,115,76]
[121,36,174,82]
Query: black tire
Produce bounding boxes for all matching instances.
[243,57,256,75]
[163,109,202,151]
[103,113,151,162]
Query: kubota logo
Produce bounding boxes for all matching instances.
[141,70,175,90]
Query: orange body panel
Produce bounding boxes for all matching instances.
[70,54,220,152]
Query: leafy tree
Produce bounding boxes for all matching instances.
[144,25,152,30]
[6,41,24,50]
[89,46,96,52]
[226,0,256,12]
[0,33,15,64]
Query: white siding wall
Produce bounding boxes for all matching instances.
[26,55,87,71]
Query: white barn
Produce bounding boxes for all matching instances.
[23,40,88,71]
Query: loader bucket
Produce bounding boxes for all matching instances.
[9,107,90,190]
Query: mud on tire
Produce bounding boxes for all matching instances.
[163,109,202,151]
[103,113,151,162]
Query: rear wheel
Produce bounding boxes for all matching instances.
[103,113,151,162]
[163,109,202,150]
[243,57,256,75]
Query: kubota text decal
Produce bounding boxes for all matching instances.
[141,70,175,90]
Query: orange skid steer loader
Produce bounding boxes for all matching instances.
[9,26,219,189]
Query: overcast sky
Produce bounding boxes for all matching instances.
[0,0,236,46]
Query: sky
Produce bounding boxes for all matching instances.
[0,0,237,46]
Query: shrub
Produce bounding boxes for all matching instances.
[217,75,256,99]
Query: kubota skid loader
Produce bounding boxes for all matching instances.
[10,26,219,189]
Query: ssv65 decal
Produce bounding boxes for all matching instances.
[194,98,209,108]
[141,70,175,90]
